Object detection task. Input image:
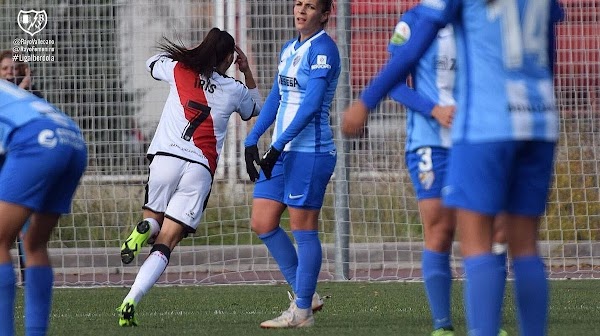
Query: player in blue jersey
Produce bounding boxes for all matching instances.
[0,79,87,335]
[389,22,509,336]
[342,1,563,335]
[243,0,340,329]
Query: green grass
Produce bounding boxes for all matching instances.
[12,280,600,335]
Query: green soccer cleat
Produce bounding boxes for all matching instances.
[431,327,454,336]
[117,299,138,327]
[120,220,151,264]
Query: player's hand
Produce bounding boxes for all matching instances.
[431,105,455,128]
[244,145,260,182]
[235,45,250,73]
[259,146,281,180]
[18,66,32,90]
[341,100,369,138]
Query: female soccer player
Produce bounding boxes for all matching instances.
[243,0,340,329]
[117,27,263,327]
[389,23,508,336]
[342,0,563,335]
[0,79,87,335]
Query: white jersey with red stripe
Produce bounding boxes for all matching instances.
[145,53,261,175]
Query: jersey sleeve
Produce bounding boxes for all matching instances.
[244,79,280,146]
[145,54,176,84]
[360,6,445,110]
[389,83,436,117]
[237,86,263,121]
[307,38,340,81]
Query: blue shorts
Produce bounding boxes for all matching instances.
[405,146,448,200]
[0,118,87,213]
[253,150,336,209]
[443,141,556,216]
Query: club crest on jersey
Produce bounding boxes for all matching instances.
[293,56,301,66]
[419,171,435,190]
[390,21,411,46]
[17,10,47,37]
[311,54,331,70]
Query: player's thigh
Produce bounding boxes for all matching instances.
[405,146,449,200]
[505,141,556,216]
[25,212,61,249]
[144,155,188,213]
[283,151,336,209]
[443,141,517,215]
[164,161,212,234]
[0,202,31,247]
[251,198,287,234]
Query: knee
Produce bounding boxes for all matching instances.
[251,219,279,236]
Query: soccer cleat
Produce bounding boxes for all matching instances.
[286,291,325,313]
[311,292,324,312]
[260,301,314,329]
[120,220,151,264]
[431,327,454,336]
[117,299,138,327]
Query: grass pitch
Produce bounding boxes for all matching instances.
[12,280,600,335]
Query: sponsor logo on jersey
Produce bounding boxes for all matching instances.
[390,21,411,45]
[38,129,58,148]
[279,75,299,87]
[311,54,331,70]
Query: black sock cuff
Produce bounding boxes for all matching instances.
[150,243,171,261]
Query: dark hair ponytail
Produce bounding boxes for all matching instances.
[158,27,235,78]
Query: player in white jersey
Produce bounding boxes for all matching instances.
[342,0,563,335]
[117,27,263,327]
[243,0,339,329]
[0,80,87,335]
[389,20,508,336]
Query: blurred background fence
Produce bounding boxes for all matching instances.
[1,0,598,285]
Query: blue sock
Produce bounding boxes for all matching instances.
[292,230,322,309]
[422,249,452,330]
[513,255,548,336]
[258,227,298,289]
[25,266,54,336]
[0,263,16,336]
[464,254,504,336]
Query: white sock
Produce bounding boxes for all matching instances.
[124,250,168,304]
[144,218,161,238]
[492,243,508,255]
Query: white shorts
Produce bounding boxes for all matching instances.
[144,155,212,233]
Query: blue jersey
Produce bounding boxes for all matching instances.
[389,20,456,151]
[361,0,563,144]
[246,30,340,153]
[0,79,81,155]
